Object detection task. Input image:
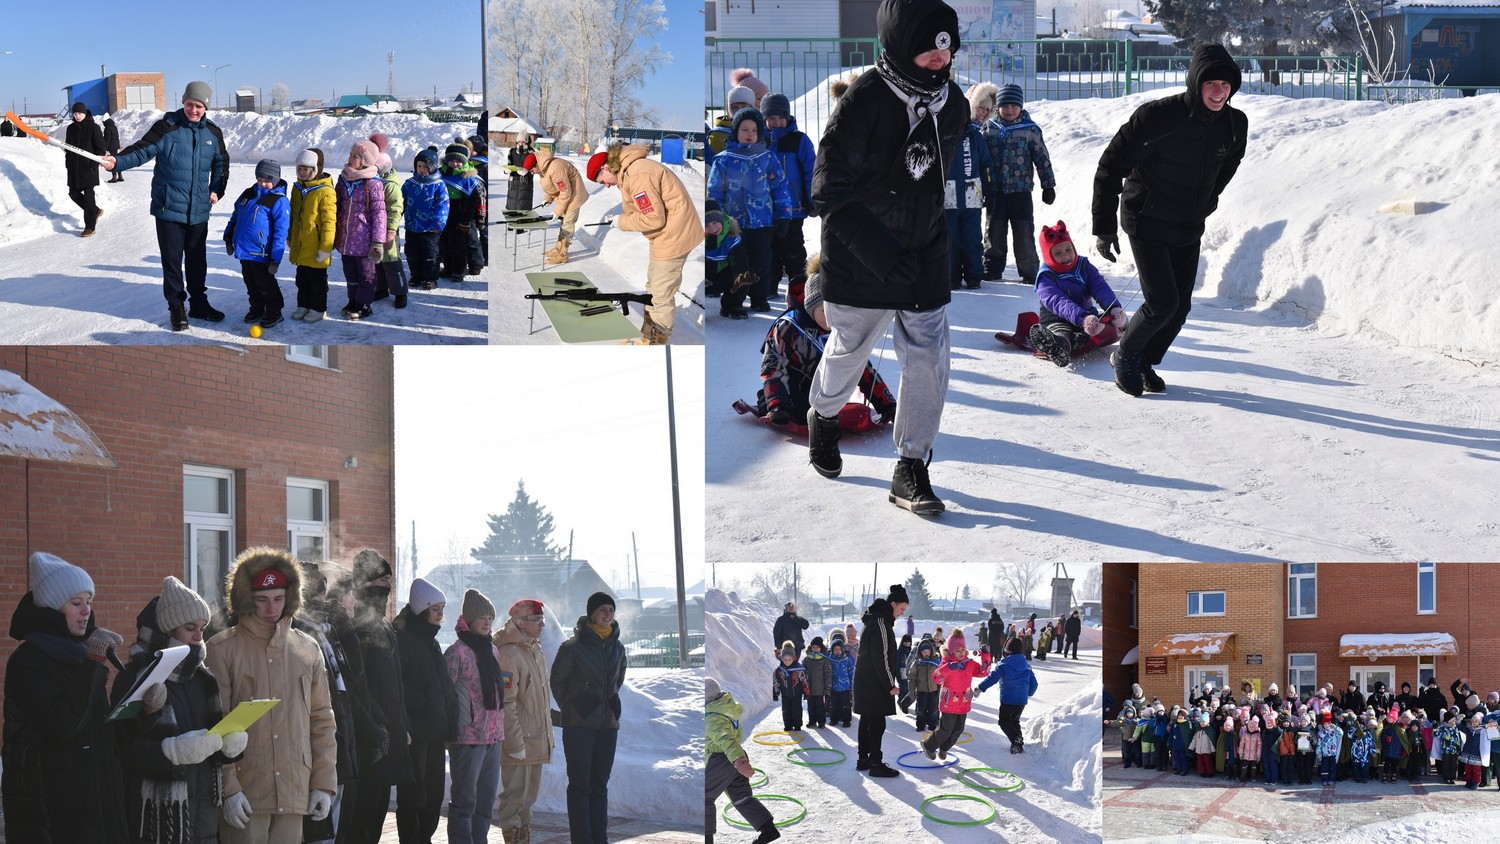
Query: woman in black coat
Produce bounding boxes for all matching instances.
[64,102,107,235]
[550,591,627,844]
[103,115,123,182]
[853,584,910,778]
[507,141,535,211]
[394,578,459,843]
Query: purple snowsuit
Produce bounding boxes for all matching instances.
[335,174,387,307]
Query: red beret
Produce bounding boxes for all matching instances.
[586,151,608,182]
[251,567,288,591]
[523,153,537,171]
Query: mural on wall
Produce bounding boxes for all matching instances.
[1410,23,1480,84]
[953,1,1033,75]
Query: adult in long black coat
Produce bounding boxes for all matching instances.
[806,0,968,515]
[103,115,123,182]
[1419,678,1449,722]
[394,578,459,843]
[772,601,810,658]
[1367,681,1394,715]
[854,584,911,778]
[987,608,1005,656]
[550,591,628,844]
[1092,43,1248,396]
[64,102,107,235]
[507,141,535,211]
[1340,681,1365,713]
[1064,609,1083,659]
[342,549,414,844]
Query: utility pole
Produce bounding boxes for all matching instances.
[666,348,688,667]
[479,0,488,115]
[388,51,395,96]
[631,531,641,600]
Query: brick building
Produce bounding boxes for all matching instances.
[1105,563,1499,708]
[1,345,395,713]
[1102,562,1137,714]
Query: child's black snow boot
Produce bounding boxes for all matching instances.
[890,453,944,515]
[1029,323,1072,368]
[752,819,782,844]
[807,408,843,478]
[868,760,901,778]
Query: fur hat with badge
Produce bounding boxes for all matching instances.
[225,546,303,623]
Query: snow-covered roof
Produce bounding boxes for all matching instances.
[490,115,541,135]
[0,371,117,467]
[1151,632,1235,657]
[1121,645,1139,665]
[1338,633,1458,658]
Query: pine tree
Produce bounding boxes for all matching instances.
[905,569,935,617]
[471,480,562,562]
[961,584,972,600]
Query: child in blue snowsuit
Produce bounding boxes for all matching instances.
[401,149,450,291]
[224,159,290,329]
[980,83,1056,284]
[945,100,994,289]
[1170,708,1191,775]
[761,93,817,294]
[772,642,809,731]
[1028,220,1127,367]
[976,638,1039,753]
[1151,708,1172,771]
[827,635,855,727]
[1379,714,1407,782]
[706,107,797,317]
[1351,722,1374,782]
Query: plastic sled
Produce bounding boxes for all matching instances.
[995,311,1120,360]
[732,400,887,437]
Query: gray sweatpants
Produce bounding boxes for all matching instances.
[706,753,772,836]
[811,302,950,459]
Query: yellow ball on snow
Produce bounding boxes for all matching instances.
[249,324,262,338]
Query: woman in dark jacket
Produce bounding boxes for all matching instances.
[103,114,123,182]
[507,141,535,210]
[64,101,107,235]
[113,577,249,844]
[2,552,128,844]
[549,591,627,844]
[853,584,910,778]
[394,578,459,844]
[806,0,968,514]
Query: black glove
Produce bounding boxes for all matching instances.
[767,404,791,426]
[887,251,921,286]
[1042,187,1056,205]
[874,400,897,423]
[1096,236,1120,263]
[266,262,279,277]
[802,203,818,218]
[774,219,789,239]
[609,694,621,719]
[225,242,235,257]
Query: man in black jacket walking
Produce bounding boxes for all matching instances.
[1093,43,1248,396]
[1063,609,1082,659]
[772,602,810,659]
[103,114,123,182]
[807,0,968,515]
[854,584,911,779]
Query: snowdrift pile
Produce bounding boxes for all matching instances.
[705,588,779,716]
[1026,672,1103,798]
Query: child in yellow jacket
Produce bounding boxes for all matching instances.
[288,147,336,322]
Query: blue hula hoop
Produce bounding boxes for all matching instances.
[897,749,960,769]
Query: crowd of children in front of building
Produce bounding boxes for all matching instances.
[1109,678,1500,791]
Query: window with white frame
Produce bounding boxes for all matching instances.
[124,84,154,110]
[1187,590,1226,616]
[286,345,330,368]
[287,478,330,562]
[184,466,235,613]
[1288,563,1316,618]
[1288,653,1317,699]
[1418,656,1435,689]
[1417,562,1436,613]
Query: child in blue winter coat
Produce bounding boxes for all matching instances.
[1027,220,1128,367]
[706,107,797,318]
[224,159,290,329]
[827,634,854,727]
[976,638,1039,753]
[979,83,1056,284]
[760,93,817,293]
[948,90,995,289]
[401,149,450,291]
[772,642,809,731]
[1351,720,1374,782]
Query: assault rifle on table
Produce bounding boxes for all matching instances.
[525,283,653,317]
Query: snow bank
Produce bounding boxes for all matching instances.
[0,136,80,248]
[705,588,779,718]
[1025,673,1102,798]
[1330,808,1500,844]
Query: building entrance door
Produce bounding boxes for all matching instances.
[1186,665,1229,705]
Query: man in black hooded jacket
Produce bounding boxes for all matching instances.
[807,0,968,516]
[1093,43,1248,396]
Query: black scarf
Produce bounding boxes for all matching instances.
[459,629,502,710]
[876,50,949,102]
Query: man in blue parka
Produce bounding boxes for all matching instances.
[977,637,1040,753]
[103,81,230,331]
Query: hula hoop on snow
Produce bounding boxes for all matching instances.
[922,730,975,745]
[752,730,806,746]
[786,747,847,767]
[720,794,808,829]
[956,767,1026,793]
[748,767,768,788]
[918,793,998,826]
[897,750,961,769]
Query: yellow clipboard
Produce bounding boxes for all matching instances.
[210,699,280,737]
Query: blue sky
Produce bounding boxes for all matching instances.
[2,0,702,129]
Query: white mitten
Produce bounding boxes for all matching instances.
[316,250,331,264]
[505,742,526,762]
[308,790,333,821]
[221,730,249,758]
[222,792,252,829]
[161,729,223,766]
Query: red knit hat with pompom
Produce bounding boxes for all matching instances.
[1039,220,1077,272]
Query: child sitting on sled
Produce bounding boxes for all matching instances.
[1007,220,1128,367]
[753,255,897,428]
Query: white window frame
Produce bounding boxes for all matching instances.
[286,477,330,562]
[1352,665,1395,698]
[286,345,331,368]
[1418,656,1436,689]
[124,84,154,110]
[1186,665,1229,706]
[1288,563,1317,618]
[1288,652,1317,700]
[1187,590,1226,617]
[1417,562,1436,614]
[184,465,235,610]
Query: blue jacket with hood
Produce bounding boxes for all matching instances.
[113,109,230,226]
[224,180,289,264]
[977,651,1039,705]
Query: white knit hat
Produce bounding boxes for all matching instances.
[29,552,94,611]
[156,575,211,632]
[408,578,446,615]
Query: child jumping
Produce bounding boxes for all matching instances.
[920,631,987,761]
[976,638,1039,754]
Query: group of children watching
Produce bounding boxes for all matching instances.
[223,132,488,330]
[1111,678,1500,790]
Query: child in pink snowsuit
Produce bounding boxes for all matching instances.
[921,630,989,760]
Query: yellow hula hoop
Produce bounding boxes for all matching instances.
[752,730,806,746]
[922,731,975,745]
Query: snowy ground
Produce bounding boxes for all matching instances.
[706,91,1500,562]
[1102,731,1500,843]
[708,590,1101,842]
[487,153,705,345]
[0,112,487,343]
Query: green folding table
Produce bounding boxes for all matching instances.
[525,272,645,344]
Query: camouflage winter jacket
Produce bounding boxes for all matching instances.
[981,110,1056,195]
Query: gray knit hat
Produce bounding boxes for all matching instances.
[462,588,496,623]
[726,85,755,112]
[29,552,94,611]
[182,81,212,108]
[408,578,446,615]
[760,93,791,119]
[255,159,281,182]
[705,676,722,703]
[156,575,211,632]
[803,271,824,312]
[997,83,1024,107]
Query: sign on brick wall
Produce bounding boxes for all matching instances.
[1246,654,1263,665]
[1146,656,1167,675]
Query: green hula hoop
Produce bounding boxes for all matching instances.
[786,747,847,767]
[918,793,998,826]
[752,730,805,746]
[720,794,808,829]
[748,766,768,788]
[956,767,1026,793]
[922,730,975,745]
